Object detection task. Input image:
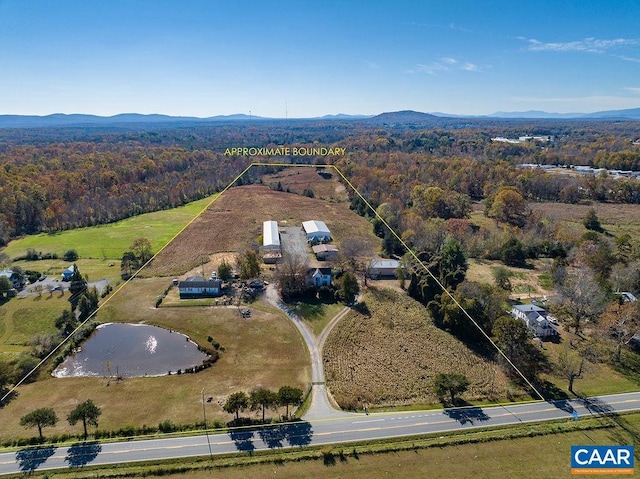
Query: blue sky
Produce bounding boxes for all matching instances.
[1,0,639,117]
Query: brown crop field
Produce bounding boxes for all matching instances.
[144,184,379,277]
[262,167,348,200]
[323,287,523,409]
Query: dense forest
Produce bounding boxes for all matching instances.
[0,118,639,245]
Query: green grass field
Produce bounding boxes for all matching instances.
[2,195,215,260]
[288,298,345,336]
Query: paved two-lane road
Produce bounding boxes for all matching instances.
[2,392,639,475]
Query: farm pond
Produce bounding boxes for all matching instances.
[53,323,210,378]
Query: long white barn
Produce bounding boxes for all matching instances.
[263,220,280,250]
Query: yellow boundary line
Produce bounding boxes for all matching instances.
[2,161,544,404]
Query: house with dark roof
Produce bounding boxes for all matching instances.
[511,303,558,338]
[0,269,25,289]
[178,276,222,299]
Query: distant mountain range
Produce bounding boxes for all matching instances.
[485,108,640,119]
[0,107,639,128]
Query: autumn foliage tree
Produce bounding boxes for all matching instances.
[599,301,640,362]
[486,187,527,227]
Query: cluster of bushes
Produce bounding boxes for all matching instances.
[14,249,59,262]
[49,321,99,371]
[155,283,173,308]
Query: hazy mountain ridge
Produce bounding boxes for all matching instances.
[1,107,639,128]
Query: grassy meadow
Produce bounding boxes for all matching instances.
[323,287,522,409]
[288,298,345,336]
[0,277,310,441]
[2,195,215,260]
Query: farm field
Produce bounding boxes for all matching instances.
[531,201,640,237]
[2,195,215,261]
[262,167,349,201]
[323,287,522,409]
[145,184,380,277]
[0,276,310,441]
[466,258,554,300]
[1,171,377,441]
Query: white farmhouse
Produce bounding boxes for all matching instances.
[511,303,558,338]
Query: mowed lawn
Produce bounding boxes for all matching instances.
[0,258,123,360]
[2,195,215,260]
[0,277,310,441]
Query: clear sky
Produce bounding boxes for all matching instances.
[1,0,639,117]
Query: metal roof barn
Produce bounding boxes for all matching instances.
[263,220,280,250]
[302,220,331,242]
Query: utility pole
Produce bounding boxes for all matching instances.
[202,388,213,460]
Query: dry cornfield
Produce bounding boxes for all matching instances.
[324,288,523,408]
[143,184,378,277]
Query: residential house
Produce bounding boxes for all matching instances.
[308,267,332,287]
[61,265,76,281]
[511,303,558,338]
[312,244,338,261]
[0,269,25,289]
[178,276,222,299]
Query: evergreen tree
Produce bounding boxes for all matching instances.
[20,407,58,439]
[67,399,101,438]
[68,264,87,296]
[583,208,603,232]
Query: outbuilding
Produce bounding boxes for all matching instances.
[263,220,281,250]
[61,265,76,281]
[368,259,402,279]
[312,244,338,261]
[302,220,331,243]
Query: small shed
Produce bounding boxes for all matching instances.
[312,244,338,261]
[302,220,331,243]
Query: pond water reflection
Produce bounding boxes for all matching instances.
[53,323,209,378]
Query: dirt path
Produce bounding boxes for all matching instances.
[265,284,357,420]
